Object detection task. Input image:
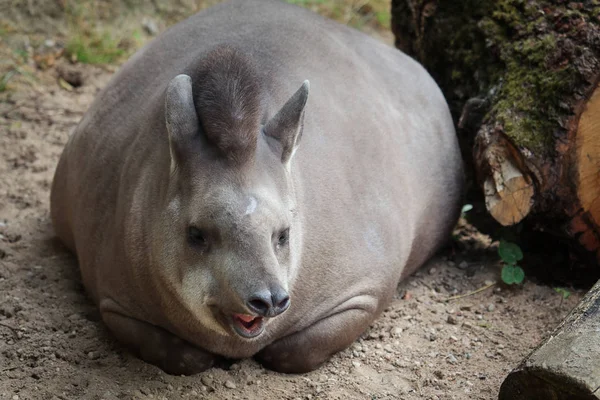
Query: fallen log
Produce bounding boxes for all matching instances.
[498,279,600,399]
[391,0,600,271]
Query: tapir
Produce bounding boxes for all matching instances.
[50,0,463,374]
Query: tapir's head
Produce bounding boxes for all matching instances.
[152,47,309,342]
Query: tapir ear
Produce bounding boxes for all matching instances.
[165,74,199,168]
[264,80,310,164]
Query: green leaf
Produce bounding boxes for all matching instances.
[461,204,473,213]
[498,241,523,264]
[501,265,525,285]
[554,287,571,300]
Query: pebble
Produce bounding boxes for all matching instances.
[487,304,496,312]
[428,267,437,275]
[447,315,458,325]
[352,361,361,368]
[12,395,19,400]
[201,376,213,387]
[224,380,236,389]
[458,261,468,269]
[87,351,100,360]
[447,354,458,364]
[142,18,159,35]
[390,327,403,337]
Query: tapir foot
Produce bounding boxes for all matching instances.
[102,311,217,375]
[255,308,373,373]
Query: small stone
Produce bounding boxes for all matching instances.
[167,384,173,391]
[142,18,159,35]
[352,361,361,368]
[428,267,437,275]
[224,380,236,389]
[87,351,100,360]
[12,395,19,400]
[458,261,468,269]
[201,376,213,387]
[447,315,457,325]
[447,354,458,364]
[487,304,495,312]
[390,327,403,337]
[375,343,382,349]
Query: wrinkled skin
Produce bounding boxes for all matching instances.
[50,0,464,374]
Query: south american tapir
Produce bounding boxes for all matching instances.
[50,0,464,374]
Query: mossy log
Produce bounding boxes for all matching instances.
[391,1,600,267]
[498,279,600,399]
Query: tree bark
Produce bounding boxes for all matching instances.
[498,279,600,399]
[391,0,600,271]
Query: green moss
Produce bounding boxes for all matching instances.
[407,0,599,154]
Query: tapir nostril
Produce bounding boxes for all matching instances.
[246,288,290,317]
[271,289,290,316]
[273,294,290,313]
[247,296,272,316]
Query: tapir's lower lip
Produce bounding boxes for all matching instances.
[230,313,265,339]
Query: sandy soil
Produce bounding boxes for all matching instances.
[0,11,585,400]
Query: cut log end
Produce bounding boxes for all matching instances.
[571,83,600,261]
[499,369,600,400]
[483,163,534,226]
[475,129,535,226]
[499,280,600,400]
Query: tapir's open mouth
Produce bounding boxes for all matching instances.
[231,313,265,339]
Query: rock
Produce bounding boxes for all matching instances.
[224,380,236,389]
[447,315,458,325]
[458,261,468,269]
[87,351,100,360]
[447,353,458,364]
[487,304,496,312]
[142,17,159,36]
[390,327,403,337]
[201,376,213,387]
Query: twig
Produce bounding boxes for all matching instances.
[1,364,22,372]
[446,281,497,301]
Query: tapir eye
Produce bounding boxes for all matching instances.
[187,226,208,249]
[277,228,290,248]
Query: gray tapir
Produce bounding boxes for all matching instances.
[50,0,463,374]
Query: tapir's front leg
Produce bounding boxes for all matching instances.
[256,308,375,373]
[101,306,217,375]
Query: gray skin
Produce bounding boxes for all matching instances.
[50,0,463,374]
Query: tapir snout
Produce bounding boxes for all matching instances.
[246,285,290,317]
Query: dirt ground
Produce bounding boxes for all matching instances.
[0,4,587,400]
